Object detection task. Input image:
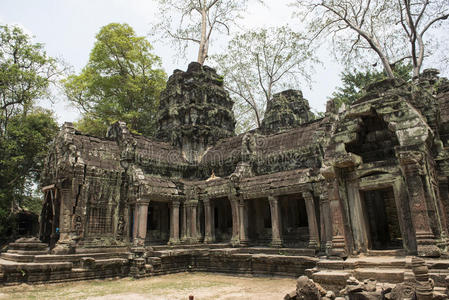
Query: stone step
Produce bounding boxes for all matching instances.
[366,249,406,256]
[239,247,315,256]
[312,270,351,287]
[353,268,405,283]
[7,249,49,255]
[8,242,48,251]
[317,257,407,270]
[1,253,35,263]
[151,243,231,251]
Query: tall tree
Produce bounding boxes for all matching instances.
[64,23,166,137]
[154,0,258,65]
[213,26,315,132]
[0,25,60,239]
[0,25,61,136]
[294,0,449,78]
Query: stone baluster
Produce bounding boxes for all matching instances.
[268,195,282,247]
[134,201,149,247]
[169,200,180,245]
[181,201,187,242]
[203,198,214,243]
[302,191,320,251]
[238,199,249,246]
[230,197,240,246]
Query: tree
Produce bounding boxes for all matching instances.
[64,23,166,137]
[332,63,413,108]
[294,0,449,78]
[0,25,61,137]
[154,0,258,65]
[0,108,59,240]
[212,26,315,132]
[0,25,62,237]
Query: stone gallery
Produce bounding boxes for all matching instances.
[2,62,449,298]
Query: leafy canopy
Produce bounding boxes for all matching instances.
[0,25,60,239]
[332,63,413,108]
[64,23,167,137]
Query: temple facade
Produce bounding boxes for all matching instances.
[38,64,449,259]
[3,63,449,287]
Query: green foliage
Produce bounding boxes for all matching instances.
[0,24,60,240]
[0,108,59,237]
[0,24,60,135]
[332,64,413,108]
[64,23,167,137]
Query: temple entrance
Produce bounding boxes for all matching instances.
[211,197,232,242]
[247,198,272,246]
[39,187,60,248]
[147,202,170,245]
[362,187,402,250]
[279,194,309,248]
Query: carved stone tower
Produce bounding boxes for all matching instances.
[157,62,236,163]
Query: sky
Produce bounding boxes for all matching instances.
[0,0,343,124]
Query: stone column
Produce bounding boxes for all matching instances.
[268,196,282,247]
[135,202,149,246]
[303,191,320,251]
[230,197,240,246]
[181,201,187,242]
[439,177,449,233]
[169,200,180,245]
[399,152,440,257]
[320,191,333,254]
[204,199,214,243]
[327,178,347,257]
[184,200,199,244]
[132,204,138,242]
[238,199,249,246]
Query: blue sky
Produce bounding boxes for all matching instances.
[1,0,342,124]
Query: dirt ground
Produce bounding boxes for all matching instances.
[0,273,296,300]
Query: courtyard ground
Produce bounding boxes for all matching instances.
[0,272,296,300]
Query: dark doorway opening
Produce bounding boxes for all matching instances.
[147,202,170,245]
[247,198,272,246]
[362,187,402,250]
[39,188,60,248]
[212,197,232,242]
[280,194,309,248]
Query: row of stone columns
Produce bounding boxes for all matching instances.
[133,192,321,249]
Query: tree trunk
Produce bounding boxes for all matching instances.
[197,9,208,65]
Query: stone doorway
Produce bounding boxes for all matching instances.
[247,198,272,246]
[147,202,170,245]
[211,197,232,242]
[362,187,402,250]
[279,194,309,248]
[39,187,60,248]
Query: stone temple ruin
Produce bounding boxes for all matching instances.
[2,63,449,298]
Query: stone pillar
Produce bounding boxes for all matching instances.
[268,196,282,247]
[185,200,199,243]
[399,152,440,257]
[169,200,180,245]
[181,201,187,242]
[204,199,214,243]
[238,199,249,246]
[132,204,138,242]
[439,177,449,233]
[320,191,333,254]
[230,197,240,246]
[303,191,320,251]
[327,178,347,257]
[135,202,149,246]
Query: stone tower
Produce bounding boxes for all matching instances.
[157,62,236,163]
[260,89,315,134]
